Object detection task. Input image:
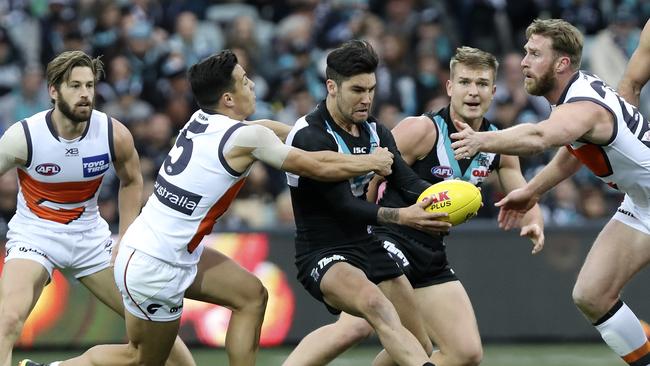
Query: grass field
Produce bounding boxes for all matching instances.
[14,343,623,366]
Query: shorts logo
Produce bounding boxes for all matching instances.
[147,304,162,314]
[310,267,320,282]
[317,254,346,270]
[36,163,61,176]
[154,175,202,215]
[18,246,47,258]
[383,241,410,267]
[170,303,183,314]
[431,166,453,178]
[82,153,110,177]
[617,208,636,218]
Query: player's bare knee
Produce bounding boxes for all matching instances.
[357,289,393,326]
[350,320,374,340]
[338,318,373,345]
[238,279,268,313]
[572,283,603,315]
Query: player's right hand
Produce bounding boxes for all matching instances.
[370,147,393,176]
[495,187,539,230]
[400,196,452,235]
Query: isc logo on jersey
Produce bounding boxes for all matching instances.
[82,153,110,177]
[35,163,61,176]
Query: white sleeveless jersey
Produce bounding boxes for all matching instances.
[560,71,650,208]
[11,109,114,232]
[124,110,249,266]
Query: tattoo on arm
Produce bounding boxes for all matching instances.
[377,207,399,224]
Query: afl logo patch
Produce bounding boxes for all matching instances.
[35,163,61,176]
[431,166,453,178]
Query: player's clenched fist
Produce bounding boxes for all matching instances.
[370,147,393,176]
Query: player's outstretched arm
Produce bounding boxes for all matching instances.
[450,101,607,158]
[497,154,545,254]
[496,147,581,230]
[0,122,28,176]
[619,20,650,106]
[111,119,144,239]
[245,119,291,142]
[227,124,393,181]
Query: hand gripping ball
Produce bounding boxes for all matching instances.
[417,180,482,226]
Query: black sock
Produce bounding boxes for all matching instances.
[423,363,436,366]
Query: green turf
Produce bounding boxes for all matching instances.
[13,343,623,366]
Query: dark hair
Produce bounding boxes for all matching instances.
[187,50,238,109]
[325,40,378,85]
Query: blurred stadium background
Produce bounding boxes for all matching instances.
[1,0,650,365]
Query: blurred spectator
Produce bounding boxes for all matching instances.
[139,113,174,170]
[155,52,195,129]
[413,44,447,114]
[0,27,22,98]
[88,0,121,59]
[549,0,605,36]
[0,64,50,131]
[374,32,416,115]
[589,5,640,87]
[274,86,316,125]
[167,11,224,66]
[100,55,153,125]
[413,7,455,64]
[39,0,78,66]
[375,102,403,130]
[543,178,585,226]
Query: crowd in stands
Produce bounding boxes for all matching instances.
[0,0,644,233]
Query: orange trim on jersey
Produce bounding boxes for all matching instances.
[565,144,613,177]
[623,341,650,363]
[18,170,103,224]
[187,178,247,253]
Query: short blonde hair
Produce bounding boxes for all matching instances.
[449,46,499,82]
[525,18,583,70]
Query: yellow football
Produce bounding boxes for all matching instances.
[418,180,482,226]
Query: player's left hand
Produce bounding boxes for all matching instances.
[520,223,544,254]
[450,121,481,160]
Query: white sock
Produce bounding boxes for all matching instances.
[594,301,650,365]
[50,362,61,366]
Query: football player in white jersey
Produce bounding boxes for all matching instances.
[619,20,650,108]
[0,51,195,366]
[26,50,394,366]
[451,19,650,366]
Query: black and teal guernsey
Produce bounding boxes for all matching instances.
[286,101,429,256]
[377,106,501,243]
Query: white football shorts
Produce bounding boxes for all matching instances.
[612,194,650,235]
[114,247,197,322]
[4,219,112,279]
